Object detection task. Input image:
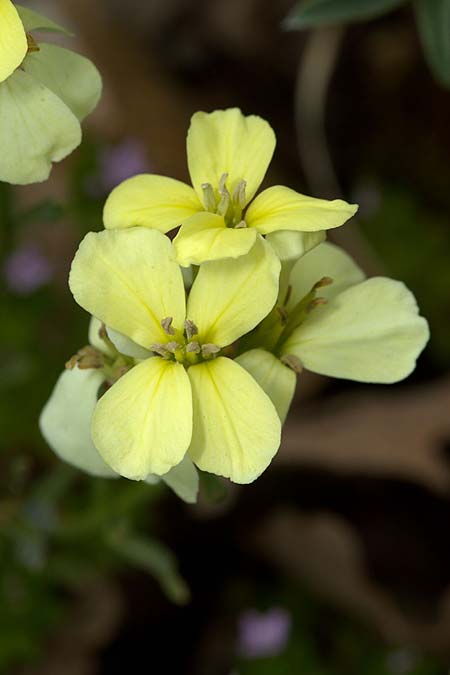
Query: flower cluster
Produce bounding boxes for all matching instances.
[0,0,101,184]
[40,109,429,503]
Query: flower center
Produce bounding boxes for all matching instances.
[201,173,248,228]
[150,317,221,366]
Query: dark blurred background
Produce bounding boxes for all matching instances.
[2,0,450,673]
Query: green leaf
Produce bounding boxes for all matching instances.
[107,530,190,605]
[414,0,450,88]
[15,5,72,35]
[284,0,407,30]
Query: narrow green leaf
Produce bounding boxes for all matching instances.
[415,0,450,88]
[107,530,190,605]
[284,0,408,30]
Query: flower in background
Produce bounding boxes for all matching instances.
[0,1,102,185]
[4,243,52,295]
[100,139,150,193]
[237,607,291,659]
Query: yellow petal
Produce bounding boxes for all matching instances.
[266,229,326,261]
[0,0,27,83]
[246,185,358,234]
[287,241,365,310]
[92,358,192,479]
[188,358,281,483]
[69,228,186,349]
[282,277,430,383]
[160,455,199,504]
[187,234,280,347]
[187,108,276,205]
[39,367,117,478]
[103,174,201,232]
[236,349,296,423]
[173,212,257,266]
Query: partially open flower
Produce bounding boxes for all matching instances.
[0,1,102,184]
[103,108,357,265]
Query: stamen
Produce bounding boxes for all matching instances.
[201,183,216,212]
[232,179,247,209]
[201,343,221,358]
[186,341,201,353]
[281,354,303,374]
[165,341,182,353]
[150,343,169,357]
[161,316,175,335]
[184,319,198,340]
[26,34,40,53]
[218,173,229,193]
[65,346,104,370]
[234,220,247,229]
[313,276,333,290]
[307,298,327,312]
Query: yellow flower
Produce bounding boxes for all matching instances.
[237,242,430,422]
[103,108,358,265]
[0,1,102,184]
[68,227,282,484]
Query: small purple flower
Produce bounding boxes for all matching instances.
[237,607,291,659]
[100,138,150,192]
[4,244,52,295]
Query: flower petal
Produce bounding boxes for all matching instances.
[89,316,115,357]
[0,69,81,185]
[23,44,102,121]
[282,277,430,383]
[103,174,201,232]
[236,349,296,423]
[173,212,257,266]
[266,229,326,261]
[16,4,70,33]
[92,358,192,479]
[106,327,153,360]
[188,358,281,483]
[0,0,27,83]
[39,368,116,478]
[287,241,365,310]
[187,108,276,205]
[187,235,280,347]
[246,185,358,234]
[160,455,199,504]
[69,228,186,349]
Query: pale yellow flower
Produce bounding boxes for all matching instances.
[103,108,357,265]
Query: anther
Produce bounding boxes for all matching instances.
[313,276,333,290]
[281,354,303,374]
[165,341,182,353]
[232,179,247,209]
[234,220,247,229]
[186,341,201,353]
[150,343,169,357]
[26,34,40,53]
[184,319,198,340]
[307,298,327,312]
[201,343,221,358]
[201,183,216,212]
[161,316,175,335]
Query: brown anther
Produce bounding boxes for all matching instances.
[276,305,289,324]
[161,316,175,335]
[307,297,327,312]
[313,276,333,290]
[26,34,40,53]
[184,319,198,340]
[186,341,201,353]
[281,354,303,374]
[150,343,169,357]
[165,341,181,353]
[65,346,104,370]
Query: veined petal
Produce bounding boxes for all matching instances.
[287,241,365,310]
[187,235,280,347]
[188,358,281,484]
[16,4,70,33]
[173,212,257,266]
[282,277,430,383]
[246,185,358,234]
[0,0,27,83]
[160,455,199,504]
[39,368,116,478]
[0,69,81,185]
[187,108,276,205]
[92,358,192,479]
[69,228,186,349]
[236,349,296,423]
[103,174,201,232]
[266,229,326,261]
[23,44,102,121]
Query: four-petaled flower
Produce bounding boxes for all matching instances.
[103,108,358,265]
[0,0,101,184]
[67,227,282,484]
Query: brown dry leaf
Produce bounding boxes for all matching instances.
[279,376,450,493]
